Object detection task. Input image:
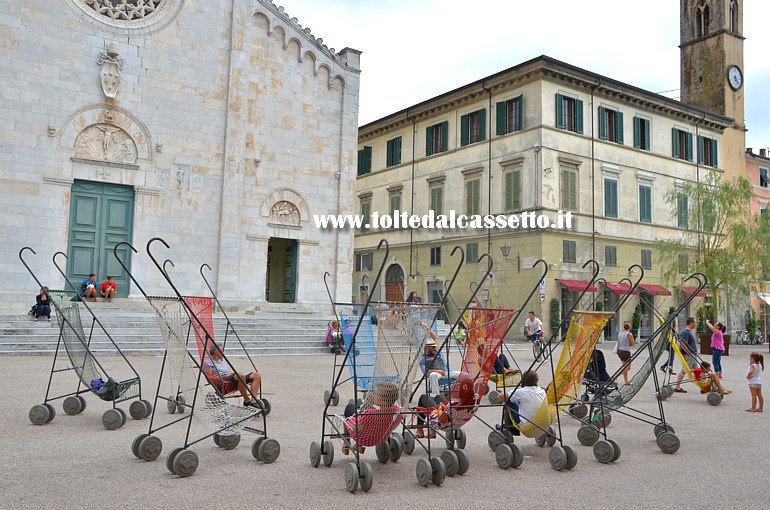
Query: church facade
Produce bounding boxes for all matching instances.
[0,0,360,308]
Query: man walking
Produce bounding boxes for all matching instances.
[673,317,699,393]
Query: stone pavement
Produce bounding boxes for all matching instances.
[2,344,768,509]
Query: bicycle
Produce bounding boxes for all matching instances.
[530,331,546,359]
[736,331,765,345]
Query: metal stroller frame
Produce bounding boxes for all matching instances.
[576,272,708,461]
[20,247,150,429]
[117,238,279,478]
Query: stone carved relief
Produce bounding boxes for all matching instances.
[270,201,301,226]
[82,0,166,23]
[97,42,125,99]
[74,124,138,163]
[173,164,190,190]
[157,170,168,187]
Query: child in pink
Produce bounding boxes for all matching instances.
[342,381,401,454]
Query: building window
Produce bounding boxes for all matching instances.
[466,243,479,264]
[603,178,618,218]
[605,245,617,267]
[678,254,689,274]
[504,170,521,212]
[426,121,449,156]
[430,247,441,267]
[496,95,523,135]
[761,208,767,217]
[698,136,718,168]
[359,199,371,233]
[730,1,739,34]
[677,192,689,228]
[461,109,486,146]
[672,128,693,162]
[555,93,583,133]
[465,179,480,216]
[430,185,443,215]
[386,136,402,167]
[696,3,710,38]
[389,193,401,217]
[639,185,652,223]
[633,116,651,151]
[357,146,372,175]
[561,167,578,211]
[760,167,768,188]
[598,107,624,144]
[641,249,652,270]
[355,253,373,271]
[563,240,576,263]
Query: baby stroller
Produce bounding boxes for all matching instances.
[581,350,618,400]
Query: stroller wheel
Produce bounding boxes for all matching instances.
[219,433,240,450]
[563,445,578,470]
[441,450,459,476]
[488,390,499,405]
[657,432,680,454]
[455,428,467,449]
[257,438,280,463]
[549,445,568,471]
[322,440,334,466]
[706,392,722,406]
[140,399,152,417]
[415,458,432,487]
[455,448,470,474]
[138,435,163,461]
[344,462,359,493]
[129,400,147,420]
[359,461,373,492]
[403,430,415,455]
[102,409,122,430]
[167,396,177,414]
[43,403,56,423]
[430,457,446,486]
[488,430,508,451]
[172,449,198,478]
[375,442,390,464]
[132,433,148,458]
[389,433,404,462]
[309,441,321,468]
[593,440,615,464]
[607,439,621,462]
[577,425,599,446]
[654,422,675,438]
[331,391,340,406]
[546,426,557,447]
[166,447,184,474]
[495,443,513,469]
[63,396,83,416]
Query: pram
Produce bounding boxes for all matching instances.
[119,238,278,477]
[581,350,619,397]
[20,247,150,429]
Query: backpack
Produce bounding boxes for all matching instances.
[90,377,119,401]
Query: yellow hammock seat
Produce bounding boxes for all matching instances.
[666,332,724,405]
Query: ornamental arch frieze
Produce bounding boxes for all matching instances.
[260,188,310,228]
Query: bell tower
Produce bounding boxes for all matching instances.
[680,0,745,177]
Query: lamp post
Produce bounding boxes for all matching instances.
[500,243,520,273]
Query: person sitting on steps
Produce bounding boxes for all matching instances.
[81,273,98,302]
[100,276,117,302]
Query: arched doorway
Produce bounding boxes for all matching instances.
[385,264,405,303]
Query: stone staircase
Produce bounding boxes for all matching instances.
[0,299,456,356]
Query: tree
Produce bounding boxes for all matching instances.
[655,172,767,314]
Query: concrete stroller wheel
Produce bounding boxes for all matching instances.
[607,439,621,462]
[132,433,148,458]
[63,396,83,416]
[549,446,568,471]
[167,396,177,414]
[403,431,415,455]
[455,448,470,474]
[43,403,56,423]
[657,390,669,402]
[359,461,373,492]
[213,434,221,447]
[654,422,675,438]
[592,411,611,428]
[416,458,432,487]
[331,390,340,406]
[430,457,446,486]
[166,447,184,474]
[455,428,467,449]
[444,429,456,450]
[219,434,240,450]
[172,449,199,478]
[389,433,404,462]
[593,439,615,464]
[323,440,334,466]
[577,425,600,446]
[495,443,514,469]
[176,394,186,414]
[509,443,524,468]
[488,390,499,404]
[102,409,123,430]
[251,437,265,461]
[535,431,547,447]
[488,430,508,451]
[569,403,588,419]
[546,426,557,447]
[259,398,271,416]
[563,445,578,470]
[76,396,87,413]
[309,441,321,468]
[116,408,127,428]
[140,399,152,417]
[657,432,680,454]
[129,400,147,420]
[375,442,390,464]
[344,462,359,493]
[258,438,280,463]
[441,450,459,476]
[138,435,162,461]
[707,392,722,406]
[324,390,331,405]
[662,386,675,398]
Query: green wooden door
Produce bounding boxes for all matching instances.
[67,181,134,297]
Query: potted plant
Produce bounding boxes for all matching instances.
[549,298,560,337]
[631,303,643,339]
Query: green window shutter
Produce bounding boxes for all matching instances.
[512,171,521,210]
[555,93,564,129]
[517,95,523,131]
[364,146,372,172]
[478,109,486,142]
[604,179,618,218]
[633,117,641,148]
[616,111,624,144]
[697,135,704,164]
[575,99,584,134]
[460,114,469,146]
[598,106,606,140]
[396,137,402,165]
[671,128,679,158]
[686,132,693,162]
[644,119,650,150]
[441,121,449,152]
[357,149,364,175]
[426,125,434,157]
[496,101,507,135]
[710,139,718,167]
[386,139,393,167]
[504,172,513,211]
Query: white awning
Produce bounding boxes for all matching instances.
[757,294,770,307]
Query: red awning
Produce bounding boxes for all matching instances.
[557,279,598,293]
[680,286,706,298]
[637,284,672,296]
[604,282,638,295]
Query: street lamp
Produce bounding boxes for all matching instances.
[500,243,520,273]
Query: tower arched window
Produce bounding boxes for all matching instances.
[730,1,739,34]
[696,3,710,38]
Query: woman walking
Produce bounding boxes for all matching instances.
[616,322,636,385]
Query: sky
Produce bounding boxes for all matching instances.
[275,0,770,151]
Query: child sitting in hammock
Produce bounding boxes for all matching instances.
[498,370,546,436]
[691,361,732,395]
[341,381,401,455]
[204,343,263,407]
